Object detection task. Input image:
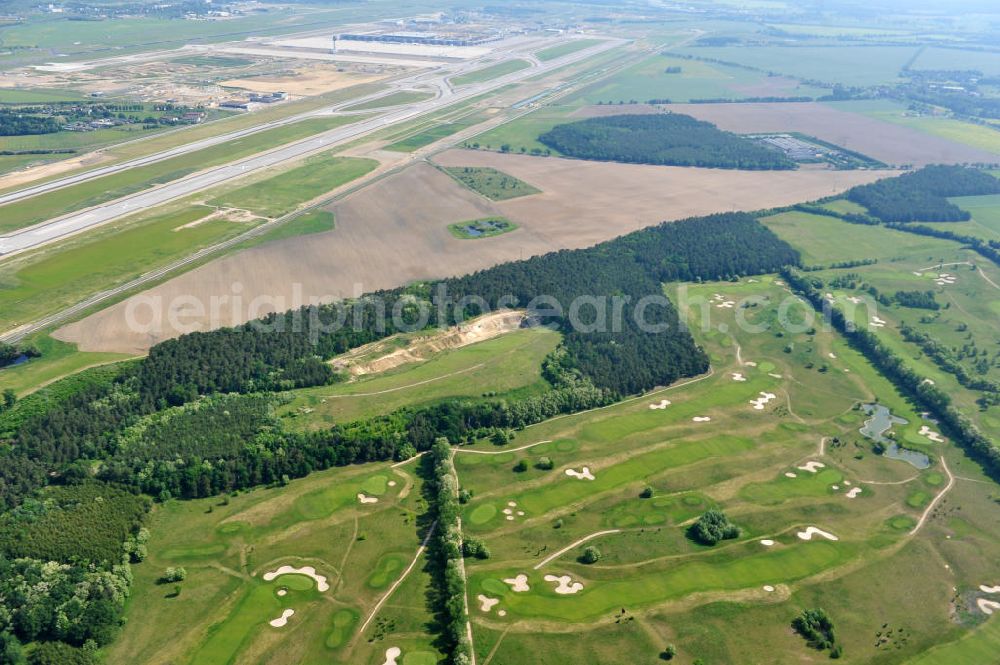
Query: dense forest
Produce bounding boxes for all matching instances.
[0,113,60,136]
[537,114,797,170]
[0,212,798,659]
[847,165,1000,222]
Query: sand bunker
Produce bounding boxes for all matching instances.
[382,647,402,665]
[269,609,295,628]
[846,296,864,304]
[760,539,775,546]
[828,352,837,359]
[935,273,956,286]
[262,565,330,592]
[870,316,887,329]
[763,585,775,592]
[768,373,783,379]
[797,526,839,542]
[478,595,500,613]
[649,399,671,410]
[544,574,584,595]
[358,493,379,504]
[744,361,757,367]
[711,293,735,308]
[846,487,862,499]
[978,599,1000,615]
[919,425,944,443]
[797,461,826,473]
[784,472,797,478]
[498,610,507,617]
[692,416,712,422]
[388,480,397,487]
[566,467,596,481]
[277,589,288,597]
[731,372,747,382]
[750,392,777,410]
[981,584,1000,593]
[504,574,530,592]
[502,504,525,521]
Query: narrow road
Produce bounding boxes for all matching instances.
[357,520,437,637]
[910,456,955,536]
[533,530,621,570]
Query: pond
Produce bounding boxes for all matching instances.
[860,403,931,469]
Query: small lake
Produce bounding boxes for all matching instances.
[0,354,29,370]
[459,219,508,237]
[860,403,931,469]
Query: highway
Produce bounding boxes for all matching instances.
[0,37,623,256]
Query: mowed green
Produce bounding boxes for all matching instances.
[0,206,257,330]
[0,115,361,233]
[208,155,377,218]
[451,59,531,86]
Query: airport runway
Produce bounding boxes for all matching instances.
[0,37,622,256]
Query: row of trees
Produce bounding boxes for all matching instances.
[426,440,473,664]
[537,113,797,170]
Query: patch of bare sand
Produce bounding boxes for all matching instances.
[333,310,525,376]
[660,102,998,166]
[221,67,383,96]
[55,155,889,353]
[0,150,112,192]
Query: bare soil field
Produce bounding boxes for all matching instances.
[55,153,889,353]
[659,102,998,166]
[220,67,383,97]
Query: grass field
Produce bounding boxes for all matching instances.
[0,115,363,234]
[0,335,129,396]
[443,166,541,201]
[536,39,605,62]
[570,52,828,104]
[0,206,260,332]
[464,104,573,155]
[677,44,918,87]
[208,155,377,218]
[451,59,531,87]
[383,111,491,152]
[342,90,433,111]
[237,209,336,250]
[280,327,559,430]
[0,88,86,103]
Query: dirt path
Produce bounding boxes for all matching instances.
[455,440,552,456]
[910,456,955,536]
[356,520,437,638]
[327,363,485,398]
[533,530,622,570]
